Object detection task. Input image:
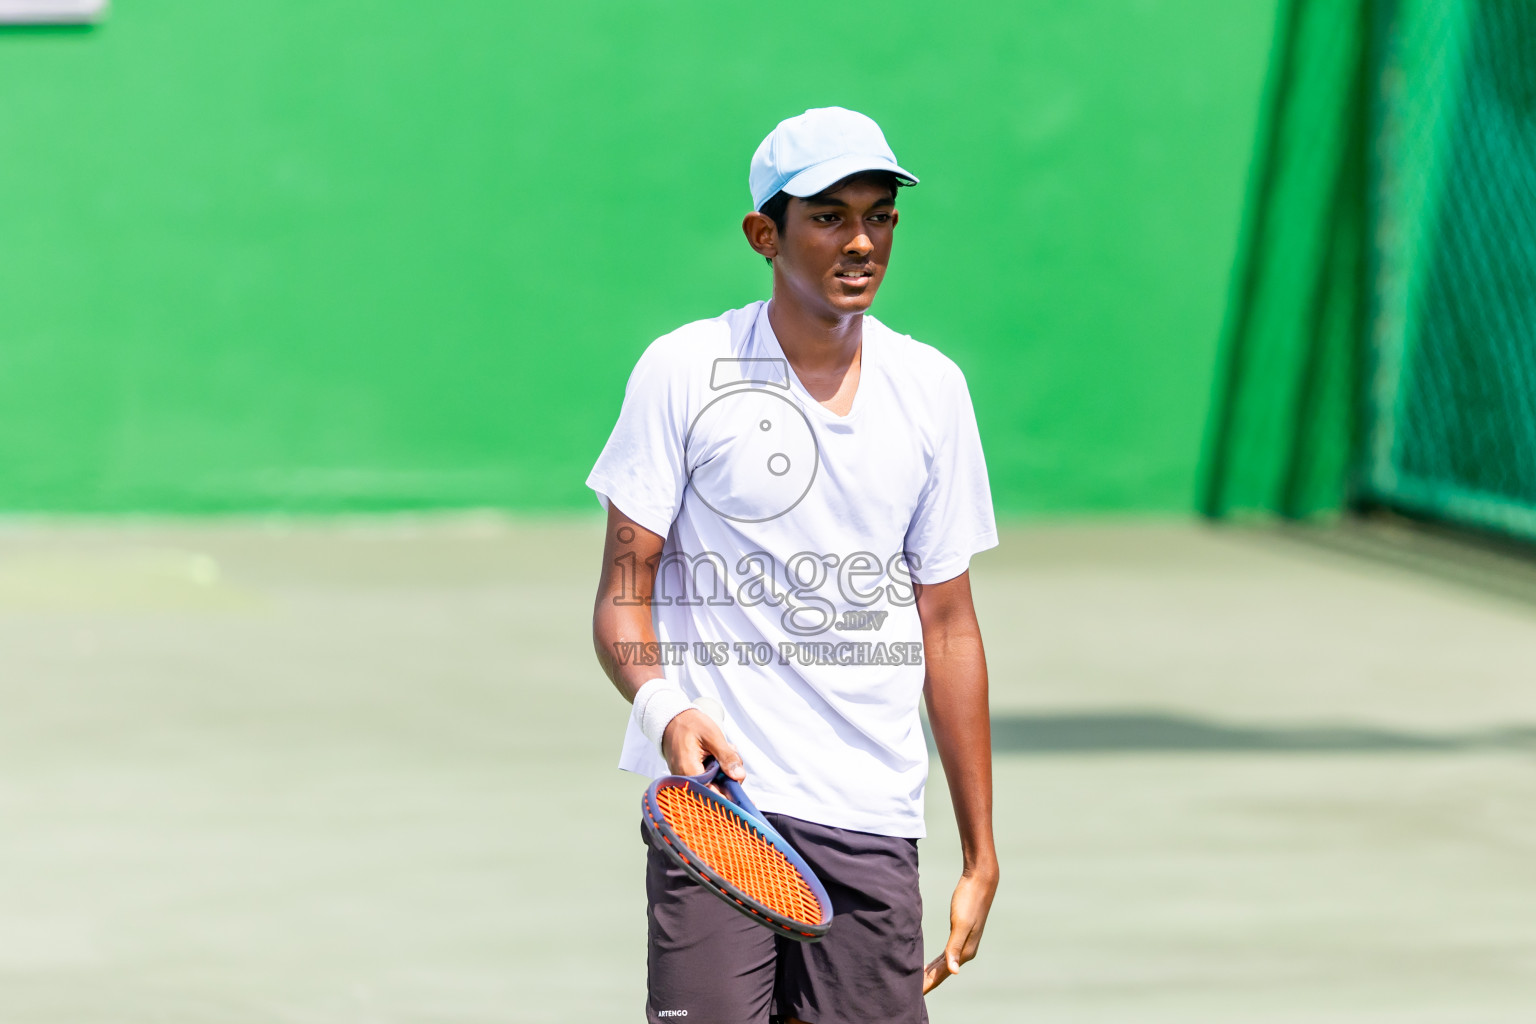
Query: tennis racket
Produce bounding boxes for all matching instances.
[642,758,834,942]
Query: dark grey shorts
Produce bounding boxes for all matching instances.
[643,812,927,1024]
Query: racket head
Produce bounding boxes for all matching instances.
[642,774,833,942]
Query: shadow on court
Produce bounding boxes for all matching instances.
[986,711,1536,755]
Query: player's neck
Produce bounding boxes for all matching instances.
[764,296,862,377]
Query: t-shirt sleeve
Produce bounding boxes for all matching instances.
[585,339,690,538]
[904,362,999,584]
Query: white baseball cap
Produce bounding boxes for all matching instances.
[749,107,919,212]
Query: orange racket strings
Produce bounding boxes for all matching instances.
[654,786,825,927]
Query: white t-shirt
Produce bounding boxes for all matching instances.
[587,300,996,838]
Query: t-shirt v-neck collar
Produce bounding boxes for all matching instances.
[754,301,871,423]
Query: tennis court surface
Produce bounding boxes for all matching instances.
[1,516,1533,1023]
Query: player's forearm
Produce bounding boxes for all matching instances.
[592,595,665,702]
[593,505,668,703]
[916,572,998,877]
[924,635,999,877]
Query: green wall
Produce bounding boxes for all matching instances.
[0,1,1276,515]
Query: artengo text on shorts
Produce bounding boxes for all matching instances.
[657,1012,688,1018]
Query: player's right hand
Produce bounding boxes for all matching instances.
[662,709,746,782]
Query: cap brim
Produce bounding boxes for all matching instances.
[778,154,919,202]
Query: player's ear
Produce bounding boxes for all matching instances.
[742,211,779,261]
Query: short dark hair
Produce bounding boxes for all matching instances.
[756,170,904,265]
[759,189,794,236]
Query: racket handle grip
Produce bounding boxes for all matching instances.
[697,758,777,839]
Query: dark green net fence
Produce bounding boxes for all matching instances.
[1203,0,1536,542]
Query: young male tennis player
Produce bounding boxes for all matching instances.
[590,106,998,1024]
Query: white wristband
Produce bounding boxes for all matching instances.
[632,679,695,750]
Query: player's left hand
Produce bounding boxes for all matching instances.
[922,864,998,994]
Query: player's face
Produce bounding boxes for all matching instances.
[774,178,898,319]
